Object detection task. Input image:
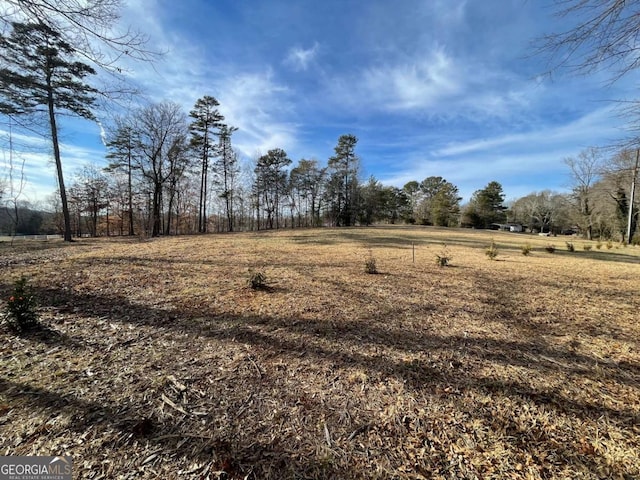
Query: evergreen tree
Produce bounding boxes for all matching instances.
[254,149,292,229]
[189,96,224,233]
[463,181,507,229]
[289,159,326,227]
[328,134,359,226]
[215,124,239,232]
[105,117,139,236]
[0,22,97,241]
[416,176,461,226]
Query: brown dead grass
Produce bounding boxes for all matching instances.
[1,226,639,479]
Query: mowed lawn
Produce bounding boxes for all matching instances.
[1,226,639,479]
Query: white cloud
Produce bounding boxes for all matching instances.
[435,106,620,157]
[284,42,320,71]
[363,47,461,110]
[217,70,298,157]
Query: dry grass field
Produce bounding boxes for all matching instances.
[0,226,639,479]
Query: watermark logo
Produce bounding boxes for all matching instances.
[0,456,72,480]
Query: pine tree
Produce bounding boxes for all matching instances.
[105,118,139,236]
[215,124,239,232]
[189,96,224,233]
[328,134,359,227]
[0,22,97,241]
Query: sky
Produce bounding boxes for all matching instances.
[2,0,640,205]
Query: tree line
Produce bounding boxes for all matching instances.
[0,2,638,242]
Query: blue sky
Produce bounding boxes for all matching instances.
[2,0,639,205]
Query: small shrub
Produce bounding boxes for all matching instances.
[565,242,575,252]
[364,250,378,274]
[545,244,556,253]
[435,244,452,267]
[596,241,602,249]
[4,276,38,332]
[582,244,592,251]
[247,270,268,290]
[606,240,613,249]
[485,241,498,260]
[631,235,640,246]
[521,243,532,256]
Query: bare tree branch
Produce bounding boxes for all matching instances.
[536,0,640,82]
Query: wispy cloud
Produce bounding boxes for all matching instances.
[362,47,461,110]
[379,105,623,200]
[218,69,298,157]
[284,42,320,71]
[435,106,620,157]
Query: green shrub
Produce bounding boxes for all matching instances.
[565,242,575,252]
[545,244,556,253]
[521,243,532,256]
[596,241,602,249]
[4,277,38,332]
[606,240,613,249]
[247,270,268,290]
[582,244,592,251]
[485,241,498,260]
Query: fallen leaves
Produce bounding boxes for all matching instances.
[0,227,639,478]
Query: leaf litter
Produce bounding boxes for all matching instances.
[0,227,639,479]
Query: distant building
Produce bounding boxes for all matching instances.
[491,223,524,232]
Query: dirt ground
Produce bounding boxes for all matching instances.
[1,226,639,479]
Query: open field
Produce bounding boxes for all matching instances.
[1,226,639,479]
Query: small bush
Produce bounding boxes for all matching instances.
[545,244,556,253]
[364,250,378,274]
[565,242,575,252]
[4,276,38,332]
[595,241,602,249]
[521,243,532,256]
[631,235,640,246]
[582,244,592,251]
[485,241,498,260]
[606,240,613,250]
[248,270,268,290]
[435,244,452,267]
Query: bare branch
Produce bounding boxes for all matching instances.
[1,0,160,73]
[536,0,640,82]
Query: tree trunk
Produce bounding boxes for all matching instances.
[627,150,639,244]
[127,152,134,235]
[46,81,72,241]
[152,183,162,237]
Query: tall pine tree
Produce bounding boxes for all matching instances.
[328,134,359,227]
[0,22,97,241]
[189,96,224,233]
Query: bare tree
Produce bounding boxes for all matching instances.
[538,0,640,81]
[604,149,640,242]
[565,147,603,239]
[133,101,187,237]
[1,120,27,239]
